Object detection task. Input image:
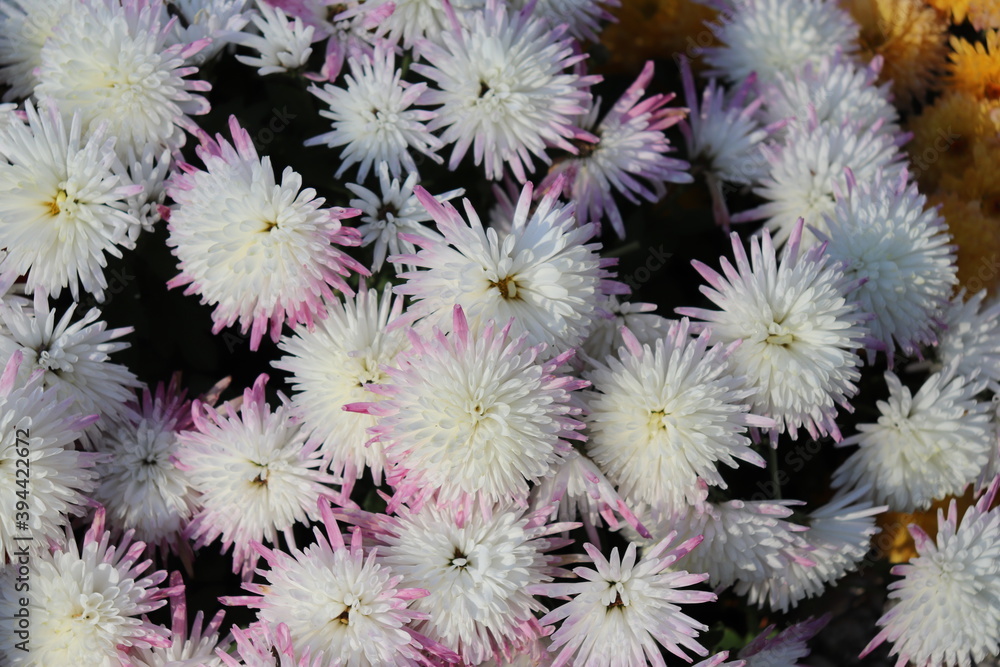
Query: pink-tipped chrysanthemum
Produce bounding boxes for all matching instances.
[677,220,868,442]
[533,534,717,666]
[739,615,829,667]
[35,0,211,158]
[540,61,692,239]
[166,115,368,351]
[0,508,174,665]
[413,0,598,182]
[862,478,1000,667]
[223,500,452,666]
[393,180,625,353]
[348,305,586,518]
[175,374,340,578]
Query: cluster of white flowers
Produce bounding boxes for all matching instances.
[0,0,997,665]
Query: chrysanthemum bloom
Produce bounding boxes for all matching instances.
[579,296,671,368]
[700,0,859,87]
[861,477,1000,667]
[216,621,331,667]
[739,615,829,667]
[175,374,340,578]
[35,0,211,158]
[678,57,775,225]
[346,160,464,272]
[759,51,899,140]
[519,0,620,42]
[393,181,625,352]
[413,0,598,182]
[585,321,771,513]
[539,61,692,239]
[223,501,454,666]
[273,285,408,488]
[818,167,957,363]
[832,364,993,512]
[233,0,314,76]
[0,296,141,446]
[0,508,173,666]
[0,0,72,100]
[92,375,227,567]
[130,571,226,667]
[933,289,1000,393]
[0,102,144,302]
[654,489,814,598]
[530,447,650,545]
[306,44,443,182]
[906,91,999,191]
[123,143,173,232]
[339,502,576,665]
[532,535,716,666]
[740,487,885,612]
[949,30,1000,102]
[678,220,868,441]
[844,0,949,106]
[166,115,368,352]
[266,0,394,82]
[348,306,586,516]
[166,0,253,65]
[0,350,100,560]
[366,0,485,52]
[731,117,907,248]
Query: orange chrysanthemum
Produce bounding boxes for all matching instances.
[930,189,1000,295]
[845,0,949,105]
[906,90,1000,190]
[598,0,718,74]
[928,0,973,23]
[949,29,1000,100]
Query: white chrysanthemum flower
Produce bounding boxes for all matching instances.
[832,364,993,512]
[537,61,691,239]
[862,478,1000,667]
[648,488,814,595]
[818,168,957,362]
[233,1,314,76]
[0,102,144,302]
[394,180,624,352]
[413,0,597,182]
[579,296,672,368]
[35,0,211,158]
[760,51,899,139]
[678,220,868,442]
[0,296,141,446]
[0,0,71,100]
[732,118,907,248]
[224,502,446,666]
[175,374,340,578]
[166,115,368,352]
[741,486,885,612]
[739,615,829,667]
[530,447,650,544]
[933,289,1000,394]
[164,0,253,64]
[350,306,586,516]
[0,350,101,560]
[701,0,859,86]
[533,536,717,666]
[346,160,463,272]
[130,572,226,667]
[273,285,409,486]
[91,376,203,563]
[0,508,171,666]
[372,0,486,51]
[679,56,774,188]
[306,44,442,182]
[368,503,573,665]
[585,320,771,512]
